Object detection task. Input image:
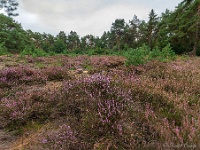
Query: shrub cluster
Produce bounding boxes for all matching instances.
[124,44,176,66]
[0,67,45,88]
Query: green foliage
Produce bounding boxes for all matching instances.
[158,0,200,54]
[0,43,9,55]
[125,44,176,66]
[86,48,111,56]
[149,44,176,62]
[160,44,176,60]
[20,46,48,57]
[20,46,34,56]
[1,1,198,57]
[70,48,85,55]
[147,9,159,50]
[124,44,150,66]
[51,39,67,53]
[0,14,31,53]
[31,48,48,57]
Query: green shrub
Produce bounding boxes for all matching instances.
[125,44,176,66]
[0,43,10,55]
[84,48,112,56]
[160,44,176,62]
[149,44,176,62]
[124,44,149,66]
[72,48,85,55]
[51,39,67,53]
[20,46,48,57]
[149,47,162,60]
[31,48,48,57]
[20,46,34,56]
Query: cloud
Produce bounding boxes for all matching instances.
[15,0,183,37]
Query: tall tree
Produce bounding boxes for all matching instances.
[162,0,200,54]
[0,0,18,16]
[51,39,66,53]
[193,1,200,55]
[56,31,67,44]
[27,30,43,49]
[137,20,148,47]
[111,19,126,50]
[147,9,159,50]
[129,15,141,48]
[81,34,96,49]
[41,33,55,52]
[67,31,80,51]
[0,14,31,53]
[157,9,172,49]
[99,31,110,49]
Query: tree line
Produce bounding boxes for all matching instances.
[0,0,200,55]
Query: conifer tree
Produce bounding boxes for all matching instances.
[111,19,126,50]
[147,9,159,50]
[0,0,18,16]
[159,0,200,54]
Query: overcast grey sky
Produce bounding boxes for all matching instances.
[11,0,183,37]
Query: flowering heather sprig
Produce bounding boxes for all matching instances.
[0,77,10,88]
[144,103,156,122]
[43,124,77,149]
[0,66,47,87]
[44,66,71,81]
[173,126,183,144]
[61,56,89,70]
[161,118,185,144]
[1,92,32,121]
[98,99,124,135]
[90,56,125,69]
[182,116,198,142]
[0,89,58,125]
[0,67,23,80]
[62,73,112,98]
[62,73,128,136]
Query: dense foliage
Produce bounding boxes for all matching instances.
[0,0,199,58]
[0,14,32,54]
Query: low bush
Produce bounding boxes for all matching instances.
[124,44,176,66]
[0,43,10,55]
[20,46,48,57]
[44,66,71,81]
[0,67,46,88]
[124,44,149,66]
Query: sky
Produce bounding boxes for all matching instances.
[3,0,183,37]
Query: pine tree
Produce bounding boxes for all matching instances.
[129,15,141,48]
[0,14,31,53]
[0,0,18,16]
[147,9,159,50]
[159,0,200,54]
[67,31,80,51]
[111,19,126,50]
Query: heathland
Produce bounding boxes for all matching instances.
[0,54,200,149]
